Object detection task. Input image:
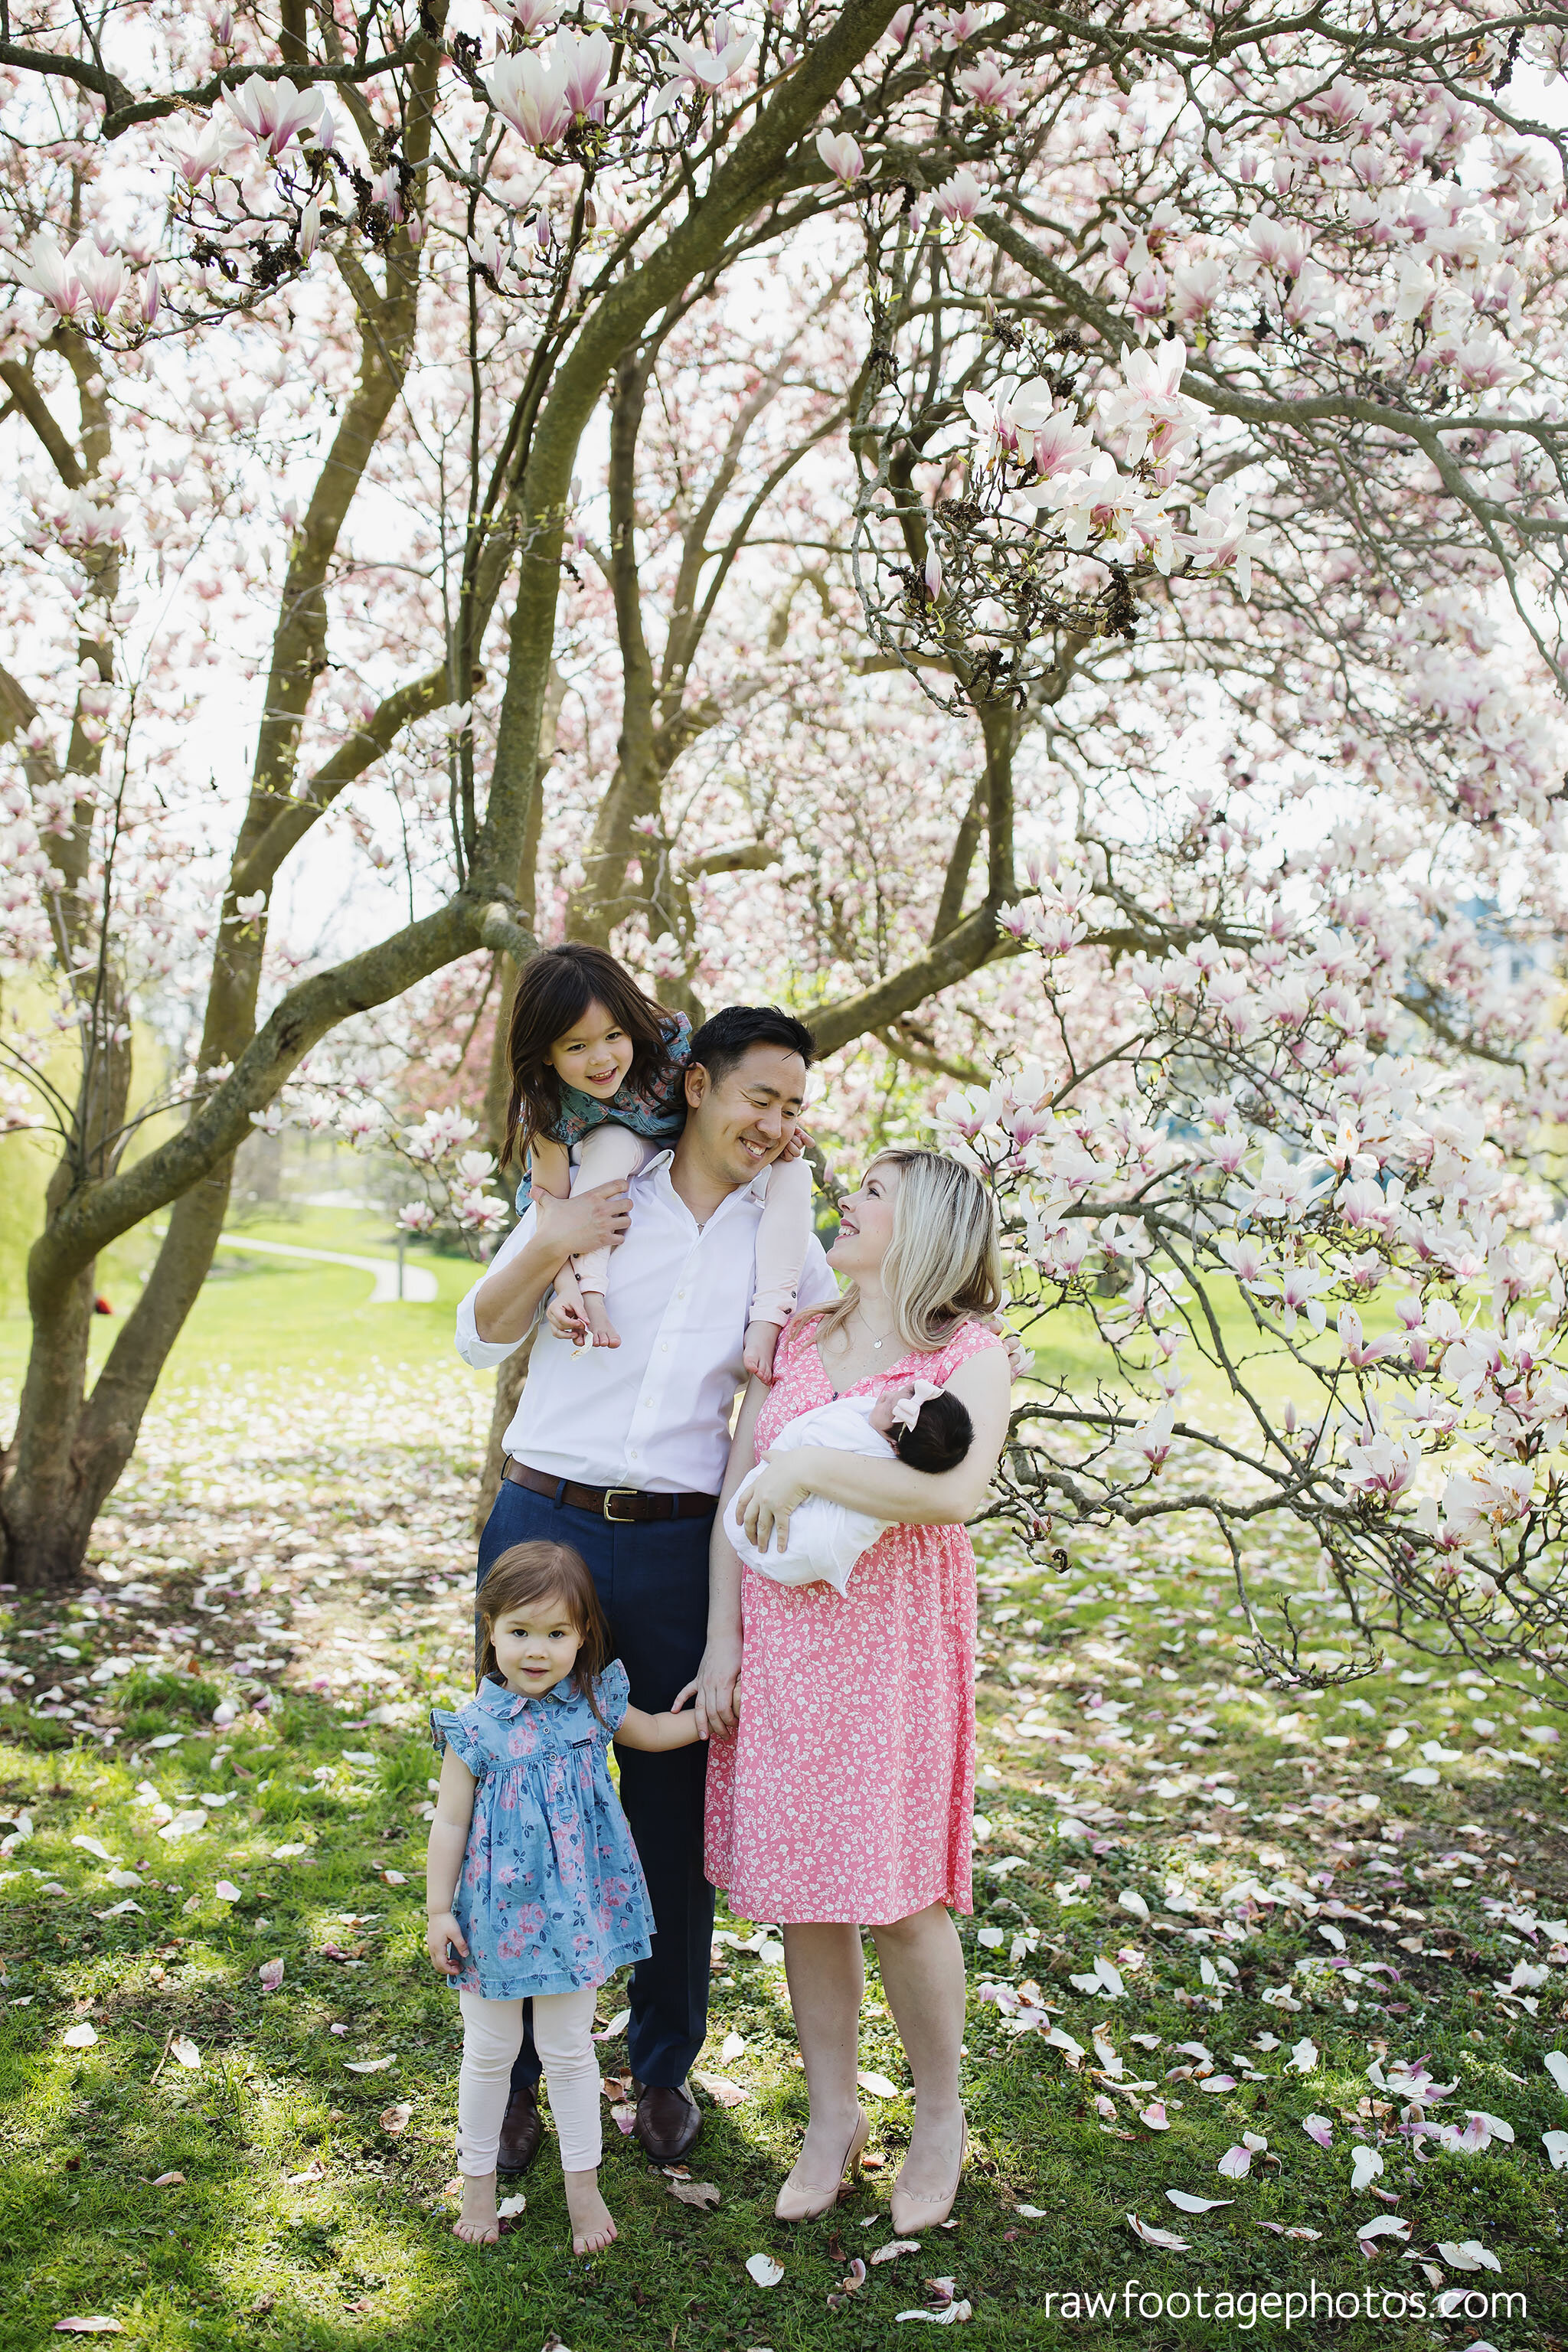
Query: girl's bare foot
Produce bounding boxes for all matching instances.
[581,1293,621,1349]
[743,1317,782,1383]
[564,2166,617,2256]
[453,2171,501,2245]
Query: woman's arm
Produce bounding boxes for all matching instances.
[740,1343,1011,1556]
[615,1704,704,1753]
[671,1374,768,1740]
[424,1746,477,1975]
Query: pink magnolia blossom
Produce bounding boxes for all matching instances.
[933,166,986,224]
[15,233,86,318]
[1097,339,1201,467]
[1187,485,1268,600]
[661,14,756,93]
[956,54,1029,116]
[817,130,865,186]
[224,73,328,159]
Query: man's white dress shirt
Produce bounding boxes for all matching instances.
[455,1149,838,1495]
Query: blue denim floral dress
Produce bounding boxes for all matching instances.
[430,1665,654,1999]
[514,1011,692,1207]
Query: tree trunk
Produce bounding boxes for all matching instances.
[475,1328,534,1542]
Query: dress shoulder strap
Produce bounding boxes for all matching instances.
[932,1315,1007,1381]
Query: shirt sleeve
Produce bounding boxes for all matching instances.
[430,1705,488,1774]
[595,1660,632,1735]
[455,1205,541,1368]
[795,1237,839,1315]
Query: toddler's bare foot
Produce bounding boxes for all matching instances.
[564,2165,617,2256]
[744,1317,782,1383]
[582,1292,621,1349]
[452,2171,501,2245]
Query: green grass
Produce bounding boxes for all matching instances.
[0,1208,477,1395]
[2,1246,1567,2348]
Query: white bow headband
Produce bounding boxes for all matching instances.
[890,1378,944,1431]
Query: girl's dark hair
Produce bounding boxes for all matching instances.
[502,942,678,1165]
[476,1540,610,1720]
[893,1390,974,1475]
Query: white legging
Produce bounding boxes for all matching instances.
[458,1987,602,2175]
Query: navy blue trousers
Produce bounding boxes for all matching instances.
[476,1476,715,2094]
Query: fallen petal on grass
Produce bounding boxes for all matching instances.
[691,2073,747,2108]
[1127,2213,1188,2250]
[745,2253,784,2288]
[1436,2241,1501,2273]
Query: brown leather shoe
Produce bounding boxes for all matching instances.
[633,2082,701,2164]
[496,2080,543,2174]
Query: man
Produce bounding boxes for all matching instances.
[455,1004,835,2166]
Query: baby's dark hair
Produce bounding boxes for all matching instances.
[893,1389,973,1475]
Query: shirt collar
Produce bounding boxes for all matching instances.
[475,1673,573,1717]
[643,1147,771,1210]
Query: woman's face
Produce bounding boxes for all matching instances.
[828,1159,901,1279]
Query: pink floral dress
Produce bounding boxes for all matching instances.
[704,1314,1003,1926]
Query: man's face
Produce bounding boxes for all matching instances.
[684,1044,808,1190]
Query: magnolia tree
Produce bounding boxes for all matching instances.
[2,0,1568,1625]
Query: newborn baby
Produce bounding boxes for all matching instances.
[727,1377,974,1596]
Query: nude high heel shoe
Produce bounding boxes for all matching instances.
[890,2120,968,2236]
[773,2107,871,2223]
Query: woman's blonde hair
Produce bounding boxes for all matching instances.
[800,1148,1003,1356]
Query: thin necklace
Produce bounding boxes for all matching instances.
[856,1305,897,1353]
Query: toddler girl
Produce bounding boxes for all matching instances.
[425,1538,701,2252]
[502,940,812,1380]
[727,1377,974,1595]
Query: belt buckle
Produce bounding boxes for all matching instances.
[602,1486,639,1523]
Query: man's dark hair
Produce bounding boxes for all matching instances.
[893,1390,974,1476]
[687,1004,816,1087]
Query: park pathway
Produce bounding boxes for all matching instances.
[211,1232,438,1305]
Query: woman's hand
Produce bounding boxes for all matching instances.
[425,1910,468,1975]
[672,1633,744,1740]
[740,1452,818,1557]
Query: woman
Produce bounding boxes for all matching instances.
[697,1149,1011,2230]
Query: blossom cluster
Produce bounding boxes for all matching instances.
[934,876,1568,1686]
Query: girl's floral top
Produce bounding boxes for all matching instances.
[516,1011,692,1206]
[430,1664,653,2000]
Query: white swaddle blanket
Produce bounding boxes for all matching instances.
[727,1394,894,1596]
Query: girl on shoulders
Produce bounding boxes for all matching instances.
[501,941,812,1380]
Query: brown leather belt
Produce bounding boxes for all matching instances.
[504,1459,718,1523]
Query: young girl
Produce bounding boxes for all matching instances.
[726,1376,974,1596]
[425,1540,702,2253]
[501,940,813,1380]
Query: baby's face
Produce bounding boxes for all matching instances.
[868,1383,916,1439]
